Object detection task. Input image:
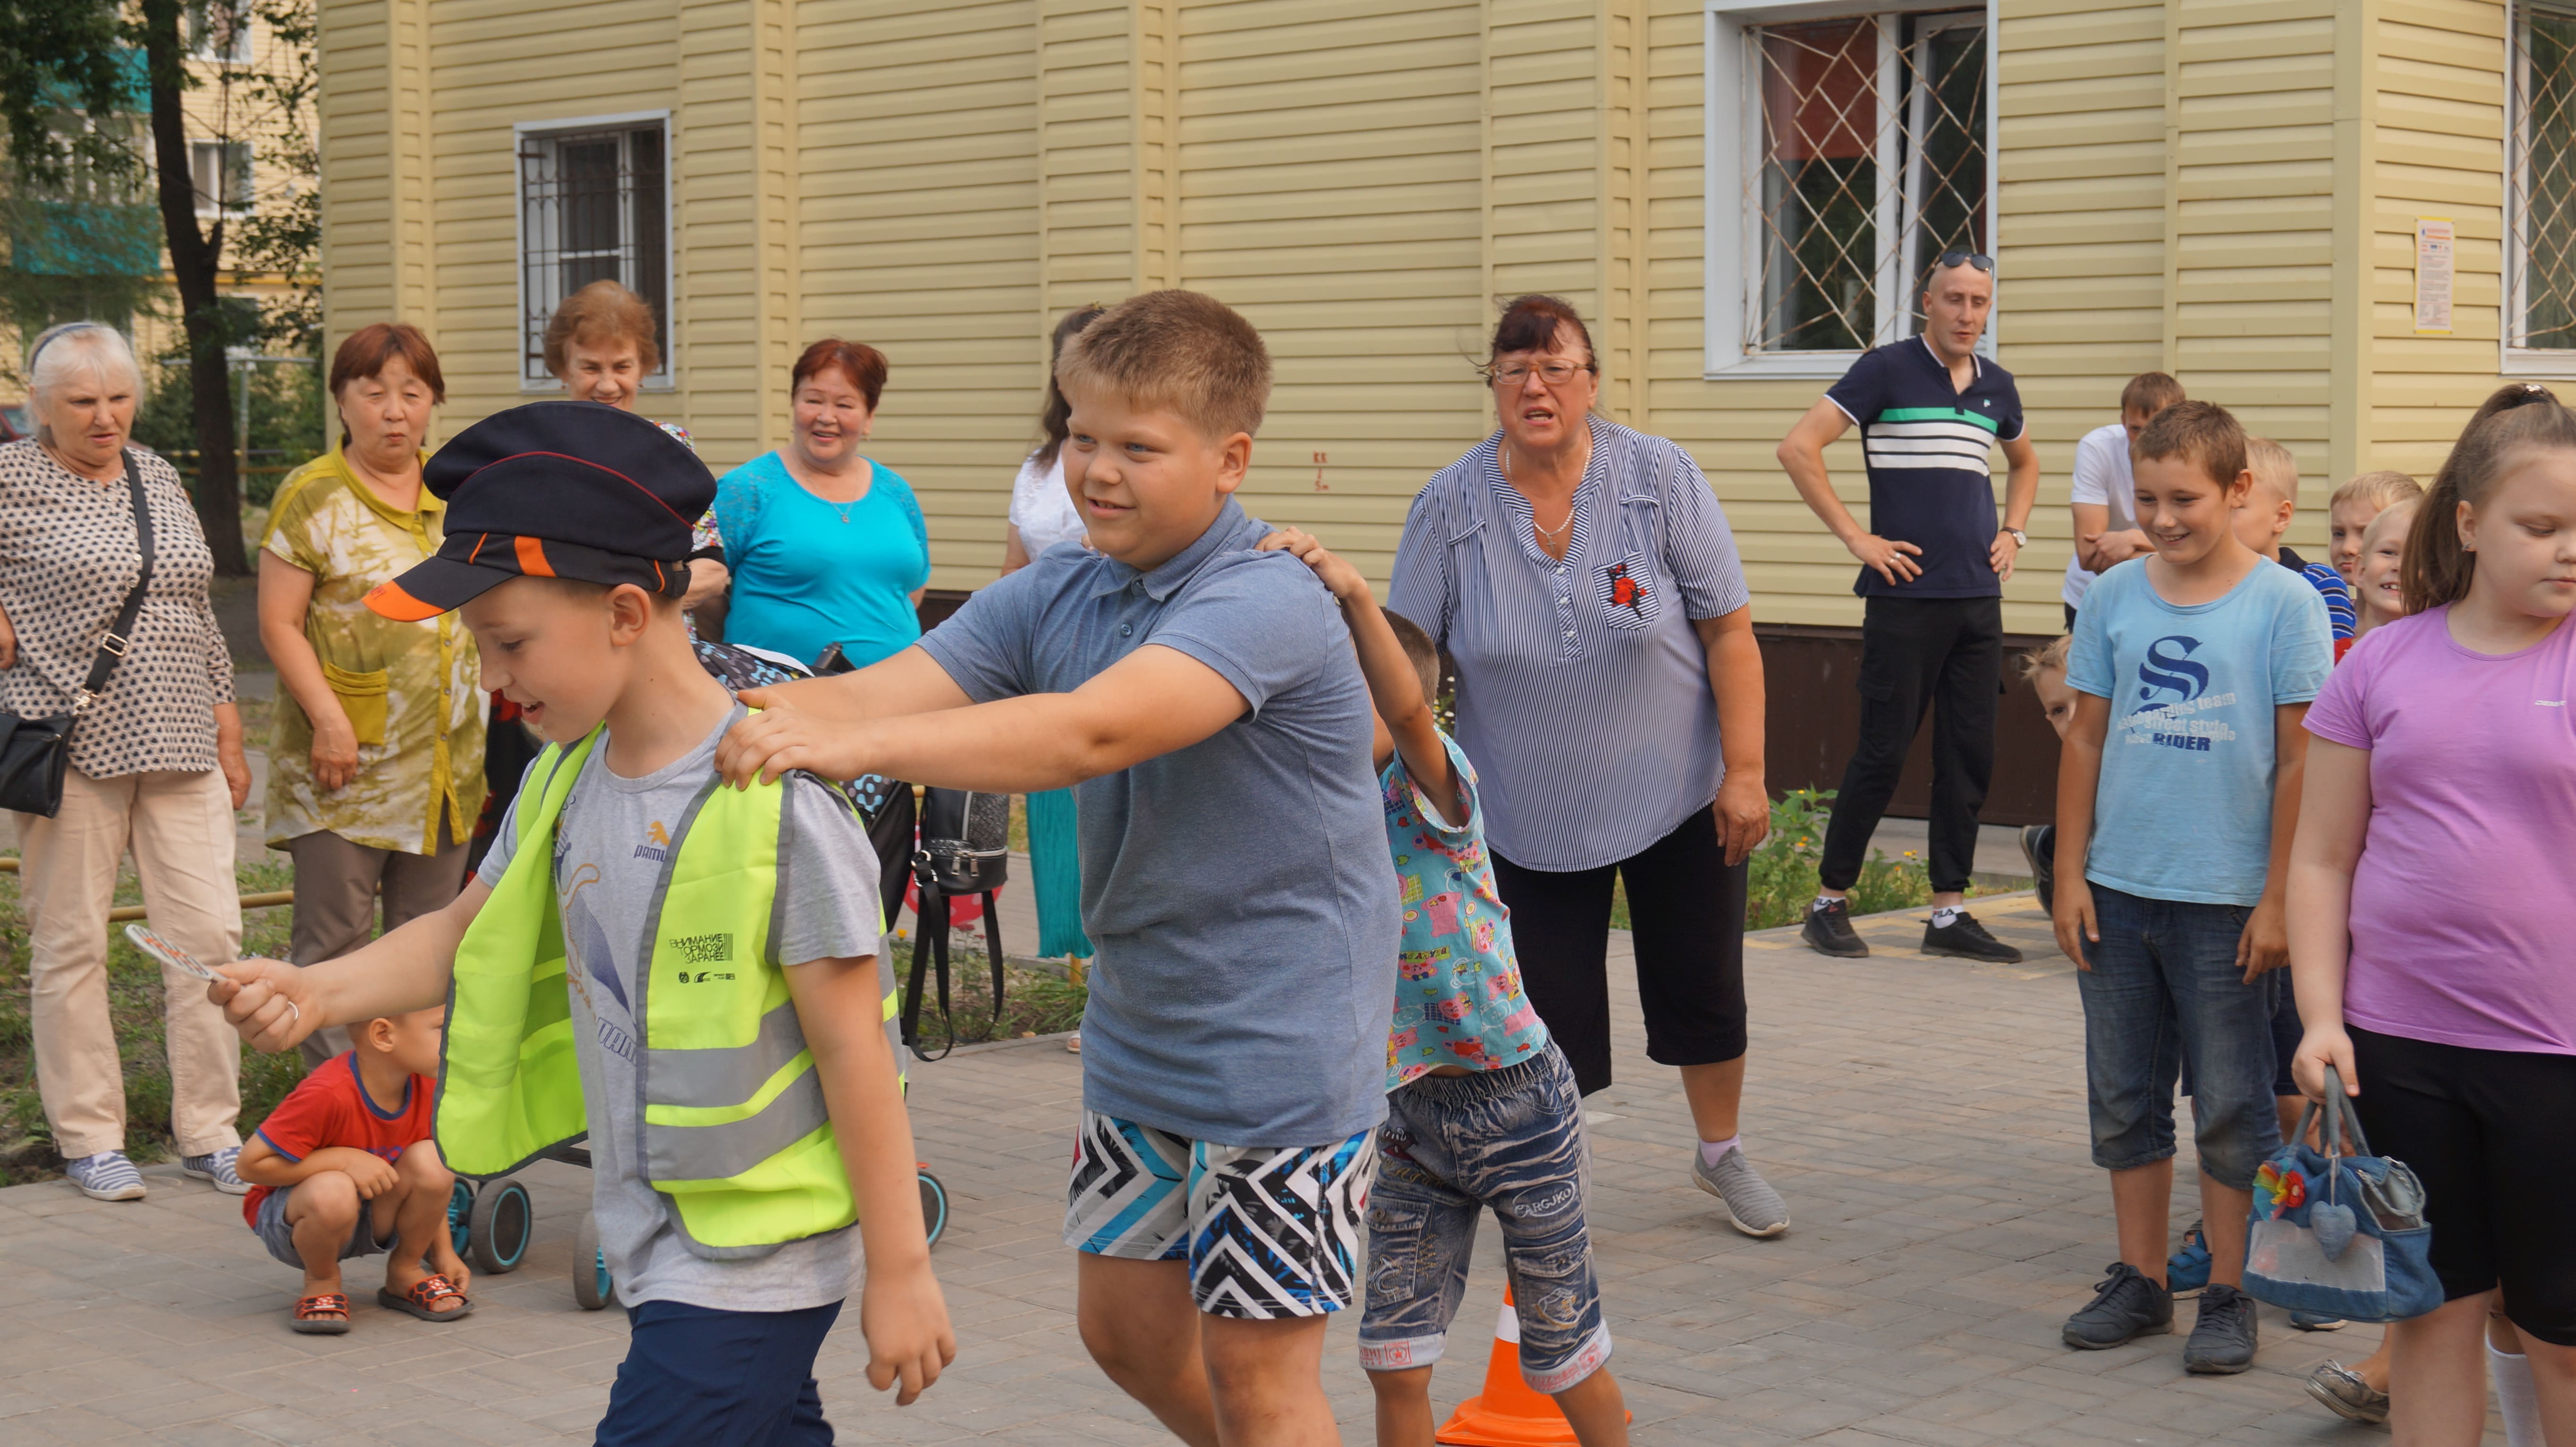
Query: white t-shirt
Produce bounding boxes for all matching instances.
[2062,422,2138,609]
[1008,449,1087,559]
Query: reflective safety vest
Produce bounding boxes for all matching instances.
[436,726,900,1256]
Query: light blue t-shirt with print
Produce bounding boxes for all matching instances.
[1383,732,1550,1091]
[2067,558,2333,906]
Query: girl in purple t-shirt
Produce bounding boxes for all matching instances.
[2287,383,2576,1444]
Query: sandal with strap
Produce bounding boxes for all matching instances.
[377,1273,473,1322]
[291,1293,351,1335]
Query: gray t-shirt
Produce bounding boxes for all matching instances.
[917,498,1399,1148]
[476,705,885,1311]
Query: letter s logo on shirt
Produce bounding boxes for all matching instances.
[2136,636,2209,703]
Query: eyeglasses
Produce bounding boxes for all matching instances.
[1934,251,1996,275]
[1484,359,1595,386]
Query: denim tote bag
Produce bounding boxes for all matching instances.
[2244,1067,2445,1323]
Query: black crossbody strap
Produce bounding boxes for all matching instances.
[74,450,155,716]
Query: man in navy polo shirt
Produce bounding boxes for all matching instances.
[1775,255,2039,963]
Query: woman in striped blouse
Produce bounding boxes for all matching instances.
[1386,295,1785,1237]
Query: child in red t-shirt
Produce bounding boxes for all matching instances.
[237,1007,469,1333]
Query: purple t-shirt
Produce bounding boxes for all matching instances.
[2304,607,2576,1055]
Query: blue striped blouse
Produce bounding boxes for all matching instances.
[1387,419,1753,872]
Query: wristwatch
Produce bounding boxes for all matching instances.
[2001,528,2027,546]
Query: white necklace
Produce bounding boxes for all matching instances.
[1500,440,1582,542]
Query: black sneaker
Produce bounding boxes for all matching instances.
[1800,898,1867,958]
[2184,1283,2258,1374]
[2062,1262,2173,1350]
[2019,824,2056,916]
[1922,910,2024,963]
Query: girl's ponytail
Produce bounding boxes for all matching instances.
[2405,383,2576,612]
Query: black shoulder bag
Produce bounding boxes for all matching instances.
[900,784,1011,1061]
[0,450,155,817]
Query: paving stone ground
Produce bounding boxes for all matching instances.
[1,893,2474,1445]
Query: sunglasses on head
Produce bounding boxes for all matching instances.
[1934,251,1996,274]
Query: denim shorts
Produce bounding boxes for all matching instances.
[251,1184,391,1270]
[1358,1044,1611,1395]
[2075,883,2285,1189]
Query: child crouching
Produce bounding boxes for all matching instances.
[1263,527,1628,1447]
[237,1007,467,1333]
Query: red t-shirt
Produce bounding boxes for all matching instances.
[241,1052,438,1226]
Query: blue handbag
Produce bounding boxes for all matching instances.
[2243,1067,2445,1323]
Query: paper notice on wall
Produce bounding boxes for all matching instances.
[2415,218,2455,334]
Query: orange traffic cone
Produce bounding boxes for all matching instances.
[1435,1284,1626,1446]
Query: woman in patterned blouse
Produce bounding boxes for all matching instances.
[0,323,250,1202]
[256,324,487,1069]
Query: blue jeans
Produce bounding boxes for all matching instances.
[2075,884,2283,1190]
[597,1298,839,1446]
[1359,1045,1611,1394]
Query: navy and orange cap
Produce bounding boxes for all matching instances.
[366,401,715,621]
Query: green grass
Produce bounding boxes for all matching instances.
[0,856,307,1185]
[877,934,1088,1048]
[1606,788,1945,933]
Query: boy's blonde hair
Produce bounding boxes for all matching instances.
[2018,632,2073,681]
[2330,469,2423,511]
[2244,436,2298,506]
[1056,289,1271,442]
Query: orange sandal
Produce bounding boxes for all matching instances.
[377,1274,473,1322]
[291,1293,351,1334]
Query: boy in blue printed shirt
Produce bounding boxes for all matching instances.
[2052,401,2331,1376]
[1262,526,1629,1447]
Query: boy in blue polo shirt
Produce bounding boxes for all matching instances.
[718,289,1398,1445]
[1778,255,2041,964]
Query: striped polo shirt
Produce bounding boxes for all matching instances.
[1822,336,2026,599]
[1387,419,1751,872]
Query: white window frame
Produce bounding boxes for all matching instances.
[187,0,254,64]
[1703,0,2000,380]
[189,139,254,216]
[513,110,677,392]
[2506,1,2576,377]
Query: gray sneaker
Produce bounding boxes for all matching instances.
[2183,1283,2258,1374]
[64,1151,146,1202]
[1690,1146,1788,1237]
[2305,1360,2390,1425]
[180,1146,248,1195]
[2062,1261,2172,1349]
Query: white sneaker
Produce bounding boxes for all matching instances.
[65,1151,146,1201]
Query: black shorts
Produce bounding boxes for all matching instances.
[1490,808,1747,1095]
[2348,1025,2576,1346]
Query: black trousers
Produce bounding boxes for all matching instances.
[1818,595,2002,896]
[1491,808,1749,1096]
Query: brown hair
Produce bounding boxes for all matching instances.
[1035,306,1107,471]
[2017,631,2073,681]
[1486,295,1597,374]
[2119,371,2185,419]
[792,338,890,411]
[2405,383,2576,612]
[1382,609,1442,706]
[2330,469,2423,512]
[329,323,446,447]
[2244,436,2299,506]
[2134,400,2248,490]
[542,280,660,378]
[1056,289,1271,441]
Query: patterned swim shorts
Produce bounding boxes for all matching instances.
[1063,1110,1377,1319]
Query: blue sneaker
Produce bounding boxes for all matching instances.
[2168,1219,2211,1297]
[64,1151,146,1201]
[180,1146,248,1195]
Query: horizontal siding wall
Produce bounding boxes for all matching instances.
[319,0,397,335]
[1174,0,1491,579]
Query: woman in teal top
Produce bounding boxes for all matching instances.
[716,337,927,926]
[716,338,928,671]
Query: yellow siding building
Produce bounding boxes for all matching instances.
[318,0,2568,809]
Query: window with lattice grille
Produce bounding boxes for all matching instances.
[1722,7,1989,361]
[516,115,671,386]
[2512,3,2576,356]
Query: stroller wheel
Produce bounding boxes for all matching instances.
[572,1209,616,1311]
[447,1180,476,1259]
[466,1176,534,1275]
[917,1168,949,1250]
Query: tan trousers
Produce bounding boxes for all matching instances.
[285,821,468,1069]
[14,766,243,1160]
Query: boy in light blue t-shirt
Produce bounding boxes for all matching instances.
[2052,401,2330,1378]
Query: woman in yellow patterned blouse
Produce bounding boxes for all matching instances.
[255,323,486,1067]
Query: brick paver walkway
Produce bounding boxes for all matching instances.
[0,894,2460,1444]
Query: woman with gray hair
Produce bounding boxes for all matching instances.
[0,322,251,1201]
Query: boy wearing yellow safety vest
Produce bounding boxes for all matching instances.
[211,402,954,1443]
[716,291,1399,1446]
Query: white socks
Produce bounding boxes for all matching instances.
[2492,1342,2541,1447]
[1931,906,1964,928]
[1812,895,1839,914]
[1699,1135,1742,1167]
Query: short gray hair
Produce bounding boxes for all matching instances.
[27,322,144,407]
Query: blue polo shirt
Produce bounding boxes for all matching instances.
[915,498,1398,1147]
[1822,337,2026,599]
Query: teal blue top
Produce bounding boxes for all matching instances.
[714,451,931,671]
